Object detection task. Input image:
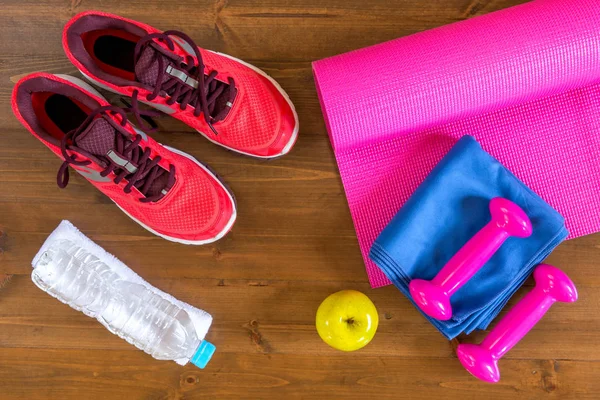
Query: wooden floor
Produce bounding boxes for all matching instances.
[1,0,599,398]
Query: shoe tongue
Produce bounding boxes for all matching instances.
[75,118,117,157]
[74,118,169,198]
[134,43,174,87]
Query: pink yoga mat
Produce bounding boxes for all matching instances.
[313,0,600,288]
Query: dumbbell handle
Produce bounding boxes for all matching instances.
[433,222,509,297]
[481,285,554,359]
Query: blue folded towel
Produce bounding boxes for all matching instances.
[369,136,568,339]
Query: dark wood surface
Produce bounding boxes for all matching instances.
[1,1,599,399]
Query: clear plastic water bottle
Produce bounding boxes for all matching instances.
[32,239,215,368]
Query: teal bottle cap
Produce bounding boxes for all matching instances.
[190,340,216,369]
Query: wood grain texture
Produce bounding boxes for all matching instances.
[1,0,599,399]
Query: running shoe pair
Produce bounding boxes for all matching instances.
[12,11,299,244]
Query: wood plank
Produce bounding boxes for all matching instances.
[1,202,600,283]
[0,349,598,400]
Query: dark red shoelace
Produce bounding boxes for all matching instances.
[58,105,175,203]
[132,30,236,135]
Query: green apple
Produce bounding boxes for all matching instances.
[316,290,379,351]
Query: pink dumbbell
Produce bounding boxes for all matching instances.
[456,264,577,383]
[409,197,532,320]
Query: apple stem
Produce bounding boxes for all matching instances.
[346,317,355,325]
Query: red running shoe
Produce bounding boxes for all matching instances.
[12,73,236,244]
[63,11,299,158]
